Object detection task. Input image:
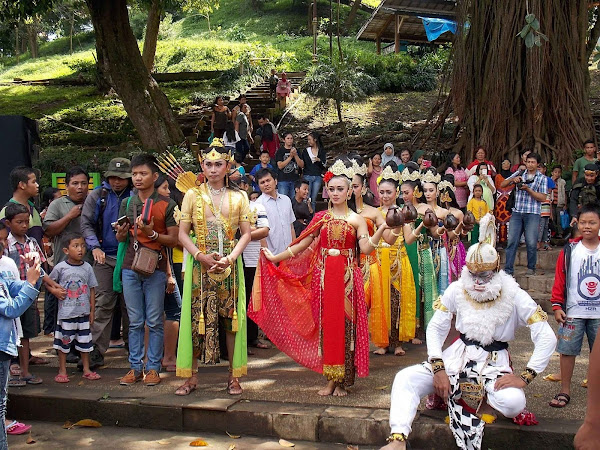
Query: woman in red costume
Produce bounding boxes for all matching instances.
[250,157,390,396]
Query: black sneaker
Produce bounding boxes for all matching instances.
[66,352,80,364]
[77,349,104,371]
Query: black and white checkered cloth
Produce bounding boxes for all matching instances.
[448,370,485,450]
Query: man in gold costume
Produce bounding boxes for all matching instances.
[175,139,251,396]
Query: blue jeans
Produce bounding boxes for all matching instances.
[557,318,600,356]
[277,181,295,199]
[504,211,540,274]
[0,358,9,449]
[303,174,322,211]
[122,269,167,373]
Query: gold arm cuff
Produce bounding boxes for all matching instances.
[387,434,407,443]
[433,296,449,312]
[287,247,295,258]
[520,368,537,385]
[239,213,250,223]
[527,305,548,325]
[180,213,192,223]
[368,237,378,248]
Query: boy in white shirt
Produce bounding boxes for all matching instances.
[550,203,600,407]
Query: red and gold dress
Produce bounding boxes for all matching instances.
[249,210,369,386]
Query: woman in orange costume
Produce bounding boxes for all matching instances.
[348,156,385,346]
[249,157,392,396]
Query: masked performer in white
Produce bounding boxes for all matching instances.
[382,213,556,450]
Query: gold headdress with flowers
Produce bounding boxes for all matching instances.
[438,180,455,204]
[352,159,367,177]
[199,138,234,162]
[377,164,401,185]
[465,213,499,272]
[438,180,455,193]
[323,159,355,184]
[401,167,421,183]
[420,170,441,184]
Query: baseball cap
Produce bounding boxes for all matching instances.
[105,158,132,179]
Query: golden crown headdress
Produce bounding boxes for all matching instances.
[200,138,234,162]
[156,150,198,194]
[420,170,441,184]
[352,159,367,177]
[438,180,455,192]
[401,167,421,183]
[378,164,401,184]
[465,214,499,272]
[324,159,354,183]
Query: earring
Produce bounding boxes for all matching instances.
[361,186,367,196]
[226,173,229,187]
[328,199,333,210]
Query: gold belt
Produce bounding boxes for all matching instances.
[321,248,353,257]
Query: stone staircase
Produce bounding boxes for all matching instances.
[498,246,560,312]
[184,71,306,152]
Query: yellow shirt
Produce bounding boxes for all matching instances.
[467,197,489,221]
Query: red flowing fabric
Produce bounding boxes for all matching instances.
[249,211,369,378]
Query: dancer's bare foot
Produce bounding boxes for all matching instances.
[373,347,387,355]
[333,386,347,397]
[380,440,407,450]
[318,380,336,396]
[394,346,405,356]
[411,338,423,345]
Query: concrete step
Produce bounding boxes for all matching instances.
[498,247,560,270]
[7,368,577,448]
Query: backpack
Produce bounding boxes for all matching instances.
[95,187,109,243]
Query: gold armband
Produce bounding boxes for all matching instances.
[520,368,537,385]
[430,358,445,374]
[368,236,378,248]
[287,247,296,258]
[527,305,548,325]
[358,234,369,241]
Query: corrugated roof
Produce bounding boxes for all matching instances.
[357,0,456,44]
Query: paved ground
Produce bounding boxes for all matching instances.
[7,421,358,450]
[22,319,589,421]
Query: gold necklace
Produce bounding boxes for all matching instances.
[329,204,350,220]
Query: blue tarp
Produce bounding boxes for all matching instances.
[418,17,457,42]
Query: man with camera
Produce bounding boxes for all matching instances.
[500,152,548,275]
[80,158,133,369]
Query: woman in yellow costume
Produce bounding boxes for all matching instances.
[372,162,418,356]
[348,156,385,330]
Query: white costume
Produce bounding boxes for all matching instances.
[387,214,557,449]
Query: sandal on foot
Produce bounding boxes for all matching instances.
[543,374,561,382]
[227,377,243,395]
[9,364,21,377]
[8,377,26,387]
[549,392,570,408]
[6,421,31,435]
[582,379,588,388]
[54,374,70,383]
[175,380,197,396]
[83,372,101,381]
[21,375,42,385]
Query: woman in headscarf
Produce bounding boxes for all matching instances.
[494,158,515,246]
[381,143,401,167]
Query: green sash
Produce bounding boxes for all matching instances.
[112,197,131,293]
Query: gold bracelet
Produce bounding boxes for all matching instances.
[412,230,420,238]
[227,255,234,266]
[520,368,537,385]
[368,237,378,248]
[387,433,407,443]
[287,247,295,258]
[193,250,202,261]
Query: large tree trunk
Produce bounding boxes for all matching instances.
[142,0,161,72]
[450,0,594,166]
[344,0,361,29]
[27,18,38,58]
[86,0,183,151]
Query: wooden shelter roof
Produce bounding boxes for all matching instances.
[356,0,456,44]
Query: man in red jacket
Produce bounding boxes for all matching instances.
[549,203,600,408]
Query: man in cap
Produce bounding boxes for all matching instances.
[569,163,600,227]
[382,214,556,450]
[80,158,133,368]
